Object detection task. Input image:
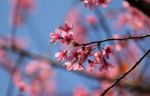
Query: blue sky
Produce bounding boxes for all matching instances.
[0,0,124,95]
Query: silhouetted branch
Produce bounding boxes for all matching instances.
[101,49,150,96]
[78,34,150,46]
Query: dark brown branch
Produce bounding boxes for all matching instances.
[78,34,150,46]
[101,49,150,96]
[126,0,150,17]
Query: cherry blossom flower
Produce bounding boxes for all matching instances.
[88,60,96,71]
[73,63,84,71]
[97,0,112,8]
[64,62,74,71]
[59,21,73,33]
[50,29,61,43]
[55,50,67,62]
[61,31,74,45]
[24,60,55,95]
[80,0,97,10]
[102,46,113,59]
[80,0,112,10]
[94,51,103,62]
[51,21,114,72]
[50,21,75,45]
[99,59,113,71]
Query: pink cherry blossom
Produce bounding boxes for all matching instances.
[12,0,35,12]
[59,21,73,33]
[99,61,113,71]
[97,0,112,8]
[80,0,112,10]
[116,1,150,31]
[80,0,97,10]
[51,21,114,72]
[74,85,89,96]
[102,45,113,59]
[61,31,74,45]
[66,8,88,43]
[55,50,67,62]
[50,21,76,45]
[94,51,103,62]
[50,29,61,43]
[73,63,84,71]
[64,62,74,71]
[88,60,96,71]
[86,14,97,25]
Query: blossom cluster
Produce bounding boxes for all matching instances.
[80,0,112,10]
[13,60,55,96]
[50,21,114,71]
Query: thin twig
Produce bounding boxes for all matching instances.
[100,49,150,96]
[78,34,150,46]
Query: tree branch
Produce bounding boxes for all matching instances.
[101,49,150,96]
[77,34,150,46]
[0,38,150,94]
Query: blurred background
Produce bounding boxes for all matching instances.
[0,0,150,96]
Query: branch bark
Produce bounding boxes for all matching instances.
[101,49,150,96]
[77,34,150,46]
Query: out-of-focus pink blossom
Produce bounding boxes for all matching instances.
[25,60,56,95]
[116,1,150,31]
[86,14,97,25]
[10,0,36,26]
[74,85,89,96]
[12,0,35,12]
[13,69,29,92]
